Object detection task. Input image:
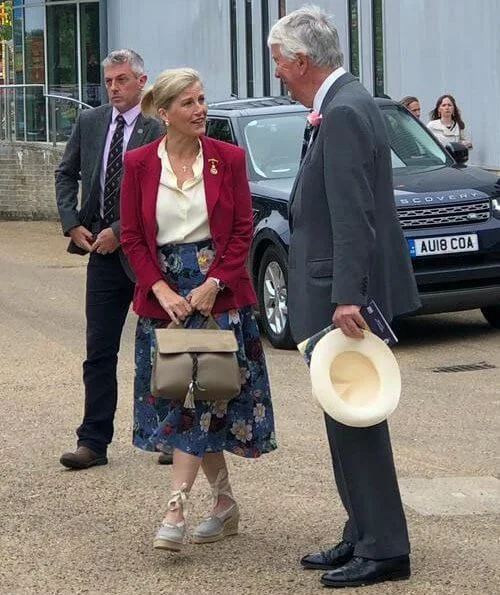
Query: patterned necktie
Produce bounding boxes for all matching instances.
[102,114,125,226]
[300,121,313,163]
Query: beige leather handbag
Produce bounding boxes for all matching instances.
[151,316,241,408]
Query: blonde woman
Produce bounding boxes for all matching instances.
[120,68,276,552]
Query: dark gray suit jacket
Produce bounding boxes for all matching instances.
[288,73,421,343]
[55,104,163,278]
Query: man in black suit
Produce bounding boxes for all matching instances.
[269,7,421,589]
[55,49,167,469]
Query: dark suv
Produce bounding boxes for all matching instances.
[206,97,500,348]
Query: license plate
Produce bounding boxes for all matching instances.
[408,233,479,257]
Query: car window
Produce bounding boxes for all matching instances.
[241,114,307,179]
[381,106,452,169]
[206,118,236,144]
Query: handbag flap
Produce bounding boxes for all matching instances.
[155,328,238,354]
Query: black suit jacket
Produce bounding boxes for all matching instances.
[55,104,163,278]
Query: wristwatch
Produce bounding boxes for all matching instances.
[208,277,224,292]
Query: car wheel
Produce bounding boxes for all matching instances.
[481,305,500,328]
[257,245,295,349]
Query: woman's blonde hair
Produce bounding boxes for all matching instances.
[141,67,202,116]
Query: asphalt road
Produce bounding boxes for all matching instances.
[0,222,499,595]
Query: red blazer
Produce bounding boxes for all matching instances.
[120,135,257,320]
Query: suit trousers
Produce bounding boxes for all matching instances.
[324,414,410,559]
[76,251,134,453]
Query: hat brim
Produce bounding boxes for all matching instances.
[310,329,401,427]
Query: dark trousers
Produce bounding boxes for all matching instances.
[76,251,134,454]
[324,414,410,560]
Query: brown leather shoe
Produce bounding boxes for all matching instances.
[60,446,108,470]
[157,452,173,465]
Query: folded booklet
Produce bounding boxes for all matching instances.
[297,298,398,367]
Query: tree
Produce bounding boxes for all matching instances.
[0,1,13,42]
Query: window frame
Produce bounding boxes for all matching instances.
[206,116,237,145]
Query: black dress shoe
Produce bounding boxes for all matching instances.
[300,541,354,570]
[320,555,410,588]
[157,452,173,465]
[60,446,108,470]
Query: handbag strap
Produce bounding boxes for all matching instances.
[167,314,220,330]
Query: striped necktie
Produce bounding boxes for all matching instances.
[102,114,125,226]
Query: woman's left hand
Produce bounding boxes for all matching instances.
[186,279,219,316]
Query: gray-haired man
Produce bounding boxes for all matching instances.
[269,6,420,589]
[55,49,168,469]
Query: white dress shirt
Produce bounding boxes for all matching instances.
[155,138,211,245]
[313,66,347,114]
[100,103,141,216]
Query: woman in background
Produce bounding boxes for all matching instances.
[427,94,472,149]
[400,96,421,119]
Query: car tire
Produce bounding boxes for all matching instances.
[481,305,500,329]
[257,245,295,350]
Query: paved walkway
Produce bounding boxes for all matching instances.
[0,222,498,594]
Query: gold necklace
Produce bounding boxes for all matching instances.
[168,150,197,174]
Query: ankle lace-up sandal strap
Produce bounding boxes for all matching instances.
[211,469,233,505]
[167,482,189,514]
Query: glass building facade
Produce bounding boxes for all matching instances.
[0,0,101,142]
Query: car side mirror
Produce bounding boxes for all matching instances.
[446,141,469,164]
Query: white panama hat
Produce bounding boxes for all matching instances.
[309,329,401,427]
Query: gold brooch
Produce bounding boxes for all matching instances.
[208,158,218,175]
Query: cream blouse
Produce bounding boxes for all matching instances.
[155,138,211,245]
[427,119,468,146]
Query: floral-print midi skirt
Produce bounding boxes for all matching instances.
[133,240,277,459]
